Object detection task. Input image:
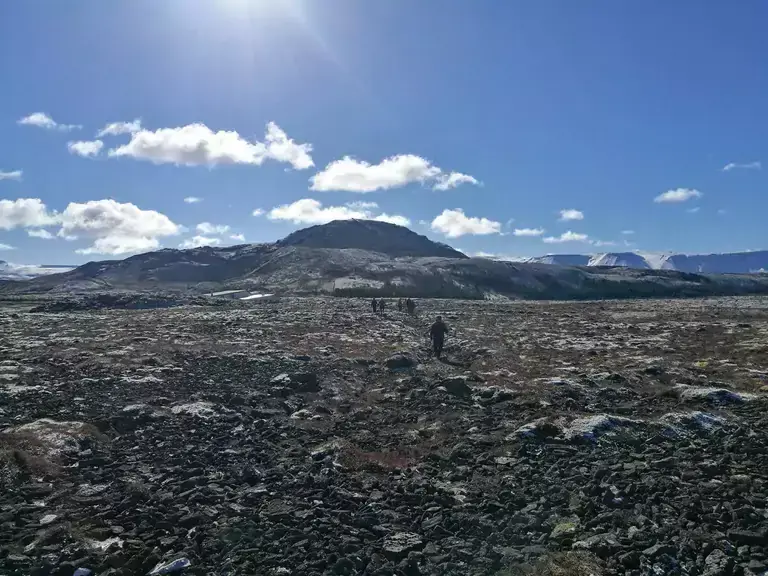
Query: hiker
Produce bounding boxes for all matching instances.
[406,298,415,315]
[378,298,386,314]
[397,298,404,312]
[371,298,378,314]
[427,315,450,359]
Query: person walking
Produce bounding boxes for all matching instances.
[378,298,386,314]
[427,315,450,360]
[371,298,378,314]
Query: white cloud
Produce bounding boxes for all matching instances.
[97,119,142,137]
[109,121,313,170]
[430,208,501,238]
[433,172,480,191]
[59,199,181,255]
[654,188,702,203]
[196,222,231,235]
[621,230,635,235]
[0,243,15,251]
[230,233,246,242]
[0,170,22,181]
[68,140,104,158]
[18,112,81,131]
[267,198,410,227]
[252,208,265,217]
[722,161,761,172]
[345,201,379,210]
[593,240,617,247]
[543,231,590,244]
[310,154,478,193]
[27,229,54,239]
[184,196,203,204]
[559,209,584,221]
[513,227,545,237]
[0,198,58,230]
[179,235,222,249]
[78,236,161,255]
[686,206,700,213]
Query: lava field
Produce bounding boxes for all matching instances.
[1,296,768,576]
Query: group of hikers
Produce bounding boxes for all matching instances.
[371,297,416,315]
[370,297,450,360]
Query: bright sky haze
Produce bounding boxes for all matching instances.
[1,0,766,264]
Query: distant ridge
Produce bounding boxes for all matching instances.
[522,250,768,274]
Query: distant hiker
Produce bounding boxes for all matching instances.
[378,298,386,314]
[406,298,415,315]
[427,315,450,359]
[397,298,404,312]
[371,298,378,314]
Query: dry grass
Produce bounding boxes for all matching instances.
[498,552,603,576]
[0,430,62,479]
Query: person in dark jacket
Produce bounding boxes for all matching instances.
[378,298,386,314]
[427,316,450,359]
[406,298,415,315]
[371,298,378,314]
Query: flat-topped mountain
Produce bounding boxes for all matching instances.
[277,219,467,258]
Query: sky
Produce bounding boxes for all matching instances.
[1,0,767,265]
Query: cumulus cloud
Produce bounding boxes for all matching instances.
[430,208,501,238]
[722,161,761,172]
[543,231,590,244]
[310,154,479,193]
[654,188,702,203]
[513,227,545,237]
[67,140,104,158]
[0,198,59,230]
[559,209,584,221]
[97,119,142,137]
[252,208,265,217]
[230,233,246,242]
[196,222,231,235]
[0,170,22,181]
[109,121,313,170]
[0,243,15,251]
[27,229,54,239]
[18,112,81,131]
[267,198,410,227]
[78,236,162,255]
[184,196,203,204]
[59,199,181,255]
[433,172,480,191]
[179,235,222,249]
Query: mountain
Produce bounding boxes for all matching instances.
[4,221,768,300]
[524,250,768,274]
[278,219,467,258]
[0,260,75,280]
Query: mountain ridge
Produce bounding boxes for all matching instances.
[3,220,768,300]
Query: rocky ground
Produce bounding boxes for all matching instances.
[1,296,768,576]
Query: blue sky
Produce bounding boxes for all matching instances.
[1,0,767,264]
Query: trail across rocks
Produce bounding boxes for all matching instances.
[1,296,768,575]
